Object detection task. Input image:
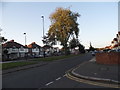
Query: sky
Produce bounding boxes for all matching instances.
[0,2,118,49]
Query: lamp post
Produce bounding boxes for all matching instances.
[23,33,26,46]
[41,16,45,58]
[41,16,44,37]
[23,33,27,60]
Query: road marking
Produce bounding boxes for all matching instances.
[56,77,61,80]
[66,73,120,88]
[63,75,66,77]
[45,81,54,86]
[65,61,89,74]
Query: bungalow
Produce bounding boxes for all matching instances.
[27,42,43,57]
[2,40,28,60]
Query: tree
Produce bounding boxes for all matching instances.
[2,37,7,42]
[88,42,95,51]
[42,33,56,47]
[69,38,79,49]
[69,38,85,53]
[0,37,7,45]
[48,7,80,55]
[78,44,85,53]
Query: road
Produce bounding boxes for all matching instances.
[2,53,105,89]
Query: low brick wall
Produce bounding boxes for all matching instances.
[96,52,120,64]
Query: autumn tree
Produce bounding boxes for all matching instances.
[48,7,80,55]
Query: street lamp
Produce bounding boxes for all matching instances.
[23,33,26,46]
[41,16,44,37]
[41,16,45,58]
[23,33,27,60]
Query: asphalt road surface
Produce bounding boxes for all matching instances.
[2,53,105,89]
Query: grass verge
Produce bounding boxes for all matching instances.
[2,62,37,70]
[33,54,83,61]
[2,54,84,70]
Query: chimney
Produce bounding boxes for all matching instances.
[10,40,14,42]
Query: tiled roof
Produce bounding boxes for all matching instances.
[27,42,41,48]
[2,40,27,48]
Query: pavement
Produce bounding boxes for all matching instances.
[69,57,120,85]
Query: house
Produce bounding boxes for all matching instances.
[43,45,54,56]
[27,42,42,57]
[2,40,28,60]
[70,47,79,55]
[105,45,112,49]
[52,47,59,52]
[52,47,61,55]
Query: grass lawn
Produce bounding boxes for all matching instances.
[2,62,37,70]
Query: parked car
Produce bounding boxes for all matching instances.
[116,49,120,52]
[108,50,116,53]
[91,50,98,56]
[45,53,51,57]
[91,51,95,56]
[39,54,44,57]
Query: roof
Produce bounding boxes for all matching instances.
[43,45,53,49]
[27,42,41,48]
[113,44,119,48]
[2,40,27,48]
[105,45,111,49]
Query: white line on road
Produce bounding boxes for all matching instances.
[56,77,61,80]
[45,81,54,86]
[63,75,66,77]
